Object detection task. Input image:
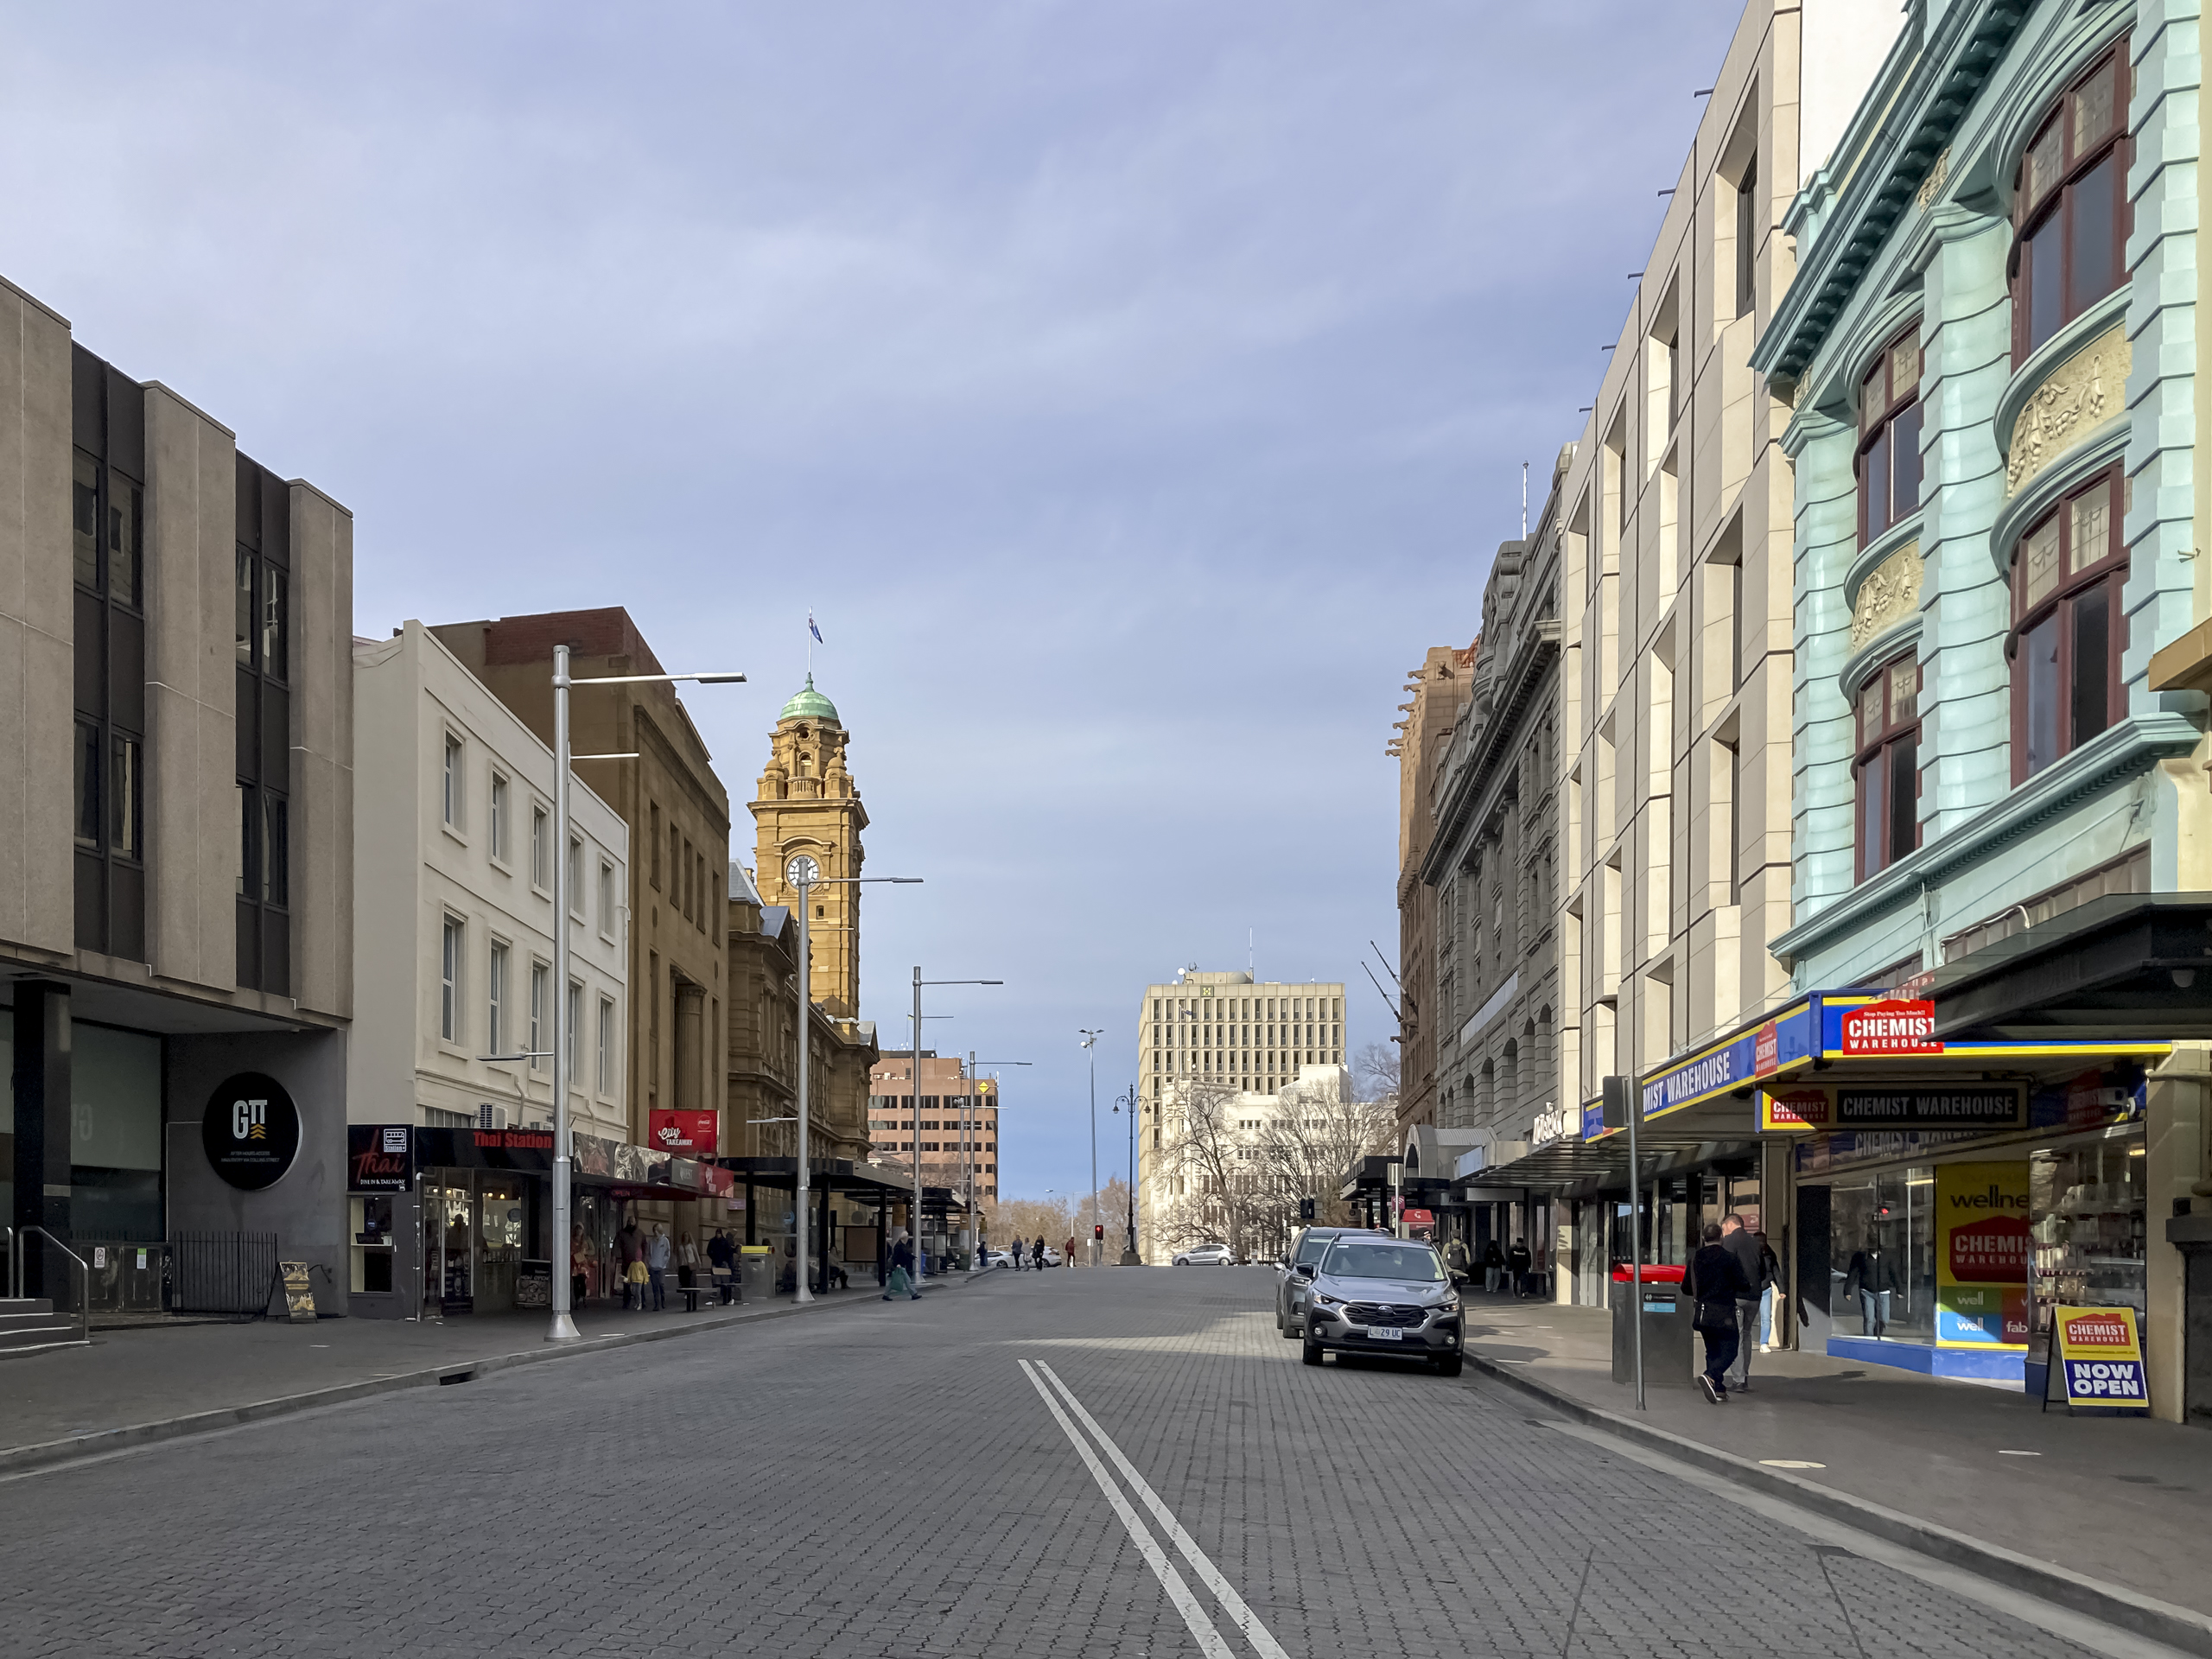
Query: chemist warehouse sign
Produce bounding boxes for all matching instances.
[2053,1306,2151,1413]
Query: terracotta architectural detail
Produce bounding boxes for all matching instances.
[2005,326,2129,496]
[1849,540,1922,649]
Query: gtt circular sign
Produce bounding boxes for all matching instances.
[201,1072,302,1191]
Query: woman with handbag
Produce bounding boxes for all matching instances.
[1686,1220,1753,1403]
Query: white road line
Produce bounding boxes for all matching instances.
[1036,1362,1293,1659]
[1017,1359,1234,1659]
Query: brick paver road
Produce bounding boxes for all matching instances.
[0,1268,2141,1657]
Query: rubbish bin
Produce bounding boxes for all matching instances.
[738,1246,775,1303]
[1611,1265,1695,1389]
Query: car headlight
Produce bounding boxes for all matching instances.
[1311,1292,1341,1308]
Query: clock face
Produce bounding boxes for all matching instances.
[785,855,821,888]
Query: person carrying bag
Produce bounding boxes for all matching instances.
[1685,1221,1753,1404]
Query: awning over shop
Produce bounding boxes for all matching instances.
[1926,893,2212,1042]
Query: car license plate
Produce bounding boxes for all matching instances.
[1364,1326,1402,1341]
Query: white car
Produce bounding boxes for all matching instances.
[1173,1243,1236,1267]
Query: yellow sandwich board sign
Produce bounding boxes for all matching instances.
[2052,1305,2149,1414]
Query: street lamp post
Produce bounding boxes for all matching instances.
[1112,1084,1139,1264]
[784,864,920,1304]
[1078,1031,1103,1266]
[536,646,745,1344]
[963,1054,1030,1273]
[912,969,1001,1282]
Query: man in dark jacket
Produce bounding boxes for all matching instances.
[1846,1241,1900,1337]
[707,1230,736,1304]
[1481,1240,1506,1294]
[1506,1239,1534,1298]
[1687,1221,1754,1402]
[1719,1214,1764,1392]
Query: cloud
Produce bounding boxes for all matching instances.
[0,0,1735,1195]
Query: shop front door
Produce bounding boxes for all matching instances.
[476,1178,527,1313]
[429,1176,472,1313]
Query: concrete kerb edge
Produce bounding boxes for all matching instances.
[0,1272,978,1479]
[1459,1349,2212,1658]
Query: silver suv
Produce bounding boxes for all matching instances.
[1297,1236,1463,1376]
[1274,1226,1382,1338]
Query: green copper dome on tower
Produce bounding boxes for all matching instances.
[779,673,840,726]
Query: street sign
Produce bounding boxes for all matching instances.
[2052,1305,2149,1413]
[1840,999,1942,1056]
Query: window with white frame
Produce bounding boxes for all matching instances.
[597,995,614,1095]
[530,805,550,890]
[569,837,585,918]
[488,939,509,1054]
[441,916,462,1041]
[599,861,616,938]
[489,774,510,863]
[567,979,582,1077]
[442,734,464,829]
[529,962,549,1071]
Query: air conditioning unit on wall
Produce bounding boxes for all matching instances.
[478,1103,508,1130]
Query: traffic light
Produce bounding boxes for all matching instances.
[1299,1197,1316,1222]
[1094,1224,1104,1241]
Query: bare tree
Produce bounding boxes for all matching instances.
[1355,1040,1402,1102]
[1151,1080,1273,1260]
[1257,1079,1397,1236]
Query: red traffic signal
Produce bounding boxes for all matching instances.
[1093,1224,1104,1240]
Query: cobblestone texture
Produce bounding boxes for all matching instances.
[0,1268,2120,1657]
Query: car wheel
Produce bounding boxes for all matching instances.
[1301,1334,1324,1366]
[1433,1354,1464,1378]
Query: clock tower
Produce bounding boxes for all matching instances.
[751,676,868,1019]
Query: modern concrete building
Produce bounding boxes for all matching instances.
[1389,639,1476,1138]
[1141,1064,1355,1264]
[1134,969,1348,1262]
[2,273,353,1313]
[1749,0,2209,1414]
[1421,455,1570,1267]
[346,621,628,1315]
[430,610,730,1157]
[866,1053,1000,1205]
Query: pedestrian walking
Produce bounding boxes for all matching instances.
[1065,1236,1077,1269]
[1686,1221,1754,1403]
[1443,1236,1471,1288]
[885,1234,919,1300]
[1481,1239,1505,1294]
[708,1229,736,1304]
[1755,1230,1781,1351]
[646,1224,672,1312]
[1032,1236,1046,1271]
[615,1218,643,1310]
[1719,1213,1763,1392]
[1506,1237,1533,1298]
[1844,1237,1899,1338]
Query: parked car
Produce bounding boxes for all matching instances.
[1173,1243,1235,1266]
[1042,1247,1063,1267]
[1275,1226,1385,1338]
[1297,1236,1463,1376]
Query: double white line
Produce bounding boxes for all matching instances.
[1018,1359,1291,1659]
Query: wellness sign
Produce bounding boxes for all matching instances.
[1935,1161,2030,1350]
[2054,1305,2150,1412]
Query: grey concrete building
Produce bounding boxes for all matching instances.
[1421,453,1567,1273]
[2,272,353,1315]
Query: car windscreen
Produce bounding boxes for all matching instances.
[1294,1234,1330,1266]
[1320,1242,1445,1282]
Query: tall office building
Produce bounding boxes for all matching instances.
[1135,970,1345,1109]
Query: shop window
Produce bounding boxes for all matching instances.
[2009,464,2127,781]
[1828,1166,1937,1344]
[1857,327,1923,545]
[2012,42,2130,359]
[1854,653,1921,880]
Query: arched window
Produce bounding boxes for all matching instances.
[2012,41,2130,359]
[2011,463,2126,779]
[1855,652,1920,879]
[1859,325,1923,546]
[1500,1040,1519,1116]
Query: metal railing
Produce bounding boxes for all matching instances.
[11,1227,91,1348]
[169,1230,279,1317]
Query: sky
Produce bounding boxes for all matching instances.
[1,2,1740,1205]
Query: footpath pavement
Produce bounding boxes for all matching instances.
[1455,1289,2212,1623]
[1,1269,982,1471]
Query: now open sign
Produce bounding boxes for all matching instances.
[2054,1304,2149,1414]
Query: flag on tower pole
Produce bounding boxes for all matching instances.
[808,613,823,644]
